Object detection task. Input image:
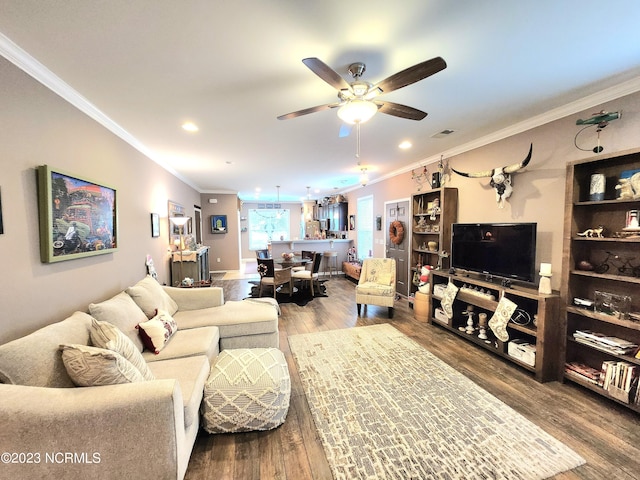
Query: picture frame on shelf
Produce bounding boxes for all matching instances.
[211,214,227,234]
[37,165,118,263]
[150,213,160,237]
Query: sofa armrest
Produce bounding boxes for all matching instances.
[0,380,186,480]
[163,285,225,311]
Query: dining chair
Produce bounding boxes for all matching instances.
[292,252,323,296]
[292,250,315,272]
[257,258,292,298]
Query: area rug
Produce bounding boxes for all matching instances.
[288,325,585,480]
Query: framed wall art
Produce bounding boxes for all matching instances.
[37,165,118,263]
[349,215,356,230]
[150,213,160,237]
[211,215,227,234]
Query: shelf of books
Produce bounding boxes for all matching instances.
[560,148,640,413]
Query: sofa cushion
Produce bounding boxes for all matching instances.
[137,310,178,355]
[0,311,92,388]
[355,282,394,296]
[142,326,219,363]
[172,300,278,339]
[126,275,179,318]
[148,355,210,428]
[60,344,145,386]
[90,319,155,381]
[89,292,149,352]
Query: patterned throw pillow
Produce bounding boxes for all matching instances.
[136,309,178,354]
[60,344,145,387]
[90,319,155,381]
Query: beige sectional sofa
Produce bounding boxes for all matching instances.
[0,276,279,480]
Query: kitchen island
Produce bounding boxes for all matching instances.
[270,239,353,275]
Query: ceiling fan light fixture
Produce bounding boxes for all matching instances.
[337,100,378,125]
[360,167,369,187]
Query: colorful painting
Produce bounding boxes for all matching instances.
[211,215,227,234]
[37,165,118,263]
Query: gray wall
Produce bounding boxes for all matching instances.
[0,57,201,344]
[346,91,640,291]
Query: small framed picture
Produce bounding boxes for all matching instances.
[349,215,356,230]
[150,213,160,237]
[211,215,227,234]
[376,215,382,231]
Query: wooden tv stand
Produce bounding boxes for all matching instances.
[428,270,561,383]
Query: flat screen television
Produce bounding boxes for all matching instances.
[451,222,537,284]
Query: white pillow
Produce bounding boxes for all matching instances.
[136,309,178,354]
[60,344,144,387]
[90,319,155,381]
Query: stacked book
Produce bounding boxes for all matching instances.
[572,330,638,356]
[564,362,601,384]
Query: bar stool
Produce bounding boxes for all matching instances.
[323,251,338,277]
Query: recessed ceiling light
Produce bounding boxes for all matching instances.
[399,140,412,149]
[182,122,199,132]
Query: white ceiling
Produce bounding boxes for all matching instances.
[2,0,640,202]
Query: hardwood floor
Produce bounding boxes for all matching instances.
[185,276,640,480]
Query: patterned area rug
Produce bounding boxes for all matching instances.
[289,325,585,480]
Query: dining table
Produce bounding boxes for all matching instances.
[274,256,311,268]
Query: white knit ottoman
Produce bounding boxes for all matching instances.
[201,348,290,433]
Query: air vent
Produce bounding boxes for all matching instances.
[431,129,455,138]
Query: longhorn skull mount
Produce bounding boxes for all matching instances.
[451,144,533,208]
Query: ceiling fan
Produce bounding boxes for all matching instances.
[277,56,447,125]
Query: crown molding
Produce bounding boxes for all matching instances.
[0,32,201,191]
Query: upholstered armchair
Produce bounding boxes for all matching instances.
[257,258,292,298]
[292,252,323,296]
[355,258,397,318]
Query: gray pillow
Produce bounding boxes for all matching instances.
[126,275,179,318]
[89,292,148,352]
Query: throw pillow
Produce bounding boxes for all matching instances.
[90,319,155,381]
[126,275,179,318]
[60,344,145,387]
[378,272,392,286]
[88,292,149,352]
[137,309,178,354]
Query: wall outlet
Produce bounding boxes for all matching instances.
[216,258,221,263]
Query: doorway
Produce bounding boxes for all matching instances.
[385,199,410,298]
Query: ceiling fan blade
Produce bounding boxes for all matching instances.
[302,57,351,91]
[374,57,446,95]
[277,103,340,120]
[377,101,427,120]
